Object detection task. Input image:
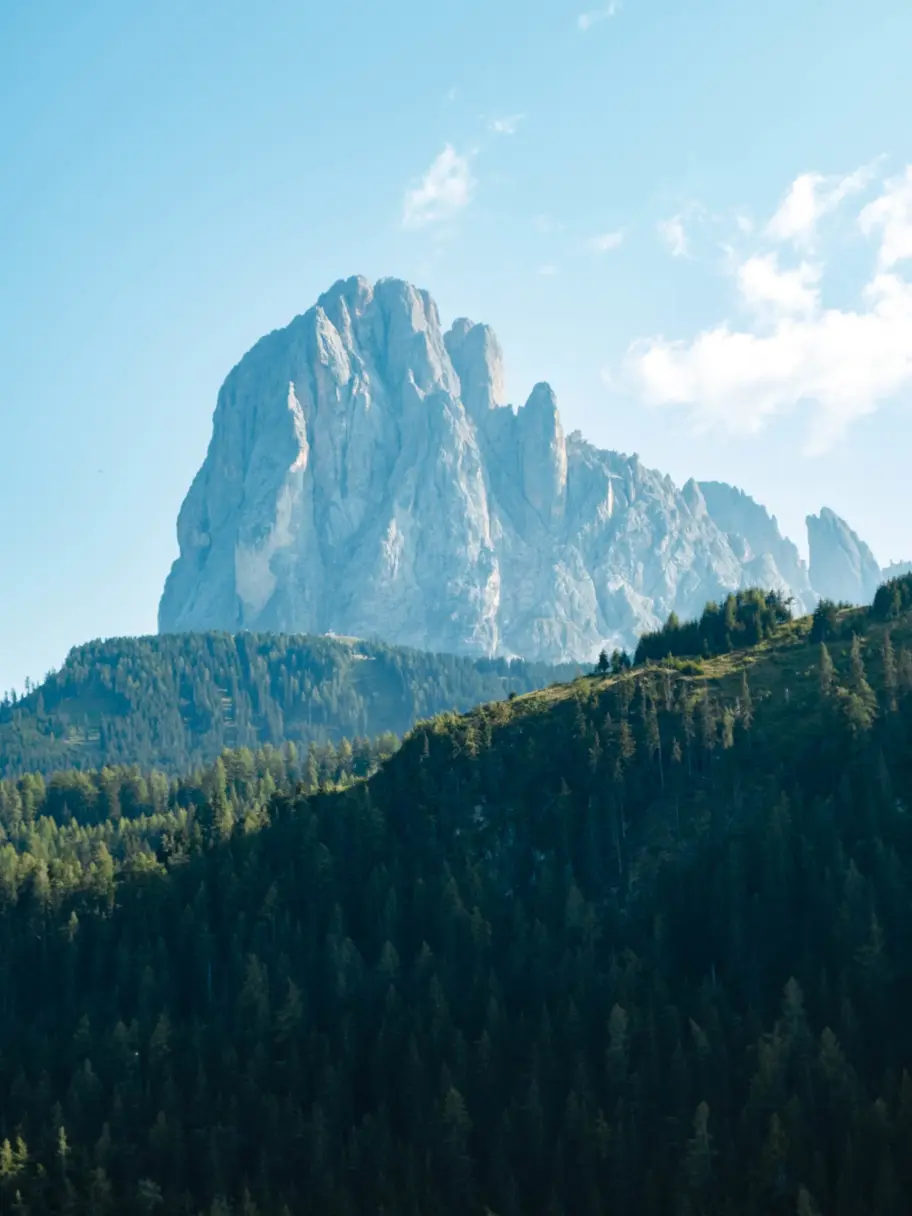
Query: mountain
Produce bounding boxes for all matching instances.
[160,275,827,662]
[696,480,816,610]
[0,632,579,779]
[4,584,912,1213]
[807,506,883,604]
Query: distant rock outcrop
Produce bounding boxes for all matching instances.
[697,481,816,613]
[159,275,891,661]
[806,507,883,605]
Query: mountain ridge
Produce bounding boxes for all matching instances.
[0,630,580,779]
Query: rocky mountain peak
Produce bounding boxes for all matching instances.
[159,276,899,661]
[516,383,567,527]
[444,317,506,418]
[681,478,708,519]
[698,481,815,612]
[807,507,882,605]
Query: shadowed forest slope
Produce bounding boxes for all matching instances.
[2,598,912,1213]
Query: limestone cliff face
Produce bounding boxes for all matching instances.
[159,276,877,661]
[807,508,883,606]
[697,481,816,614]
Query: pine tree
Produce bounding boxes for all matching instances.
[797,1185,821,1216]
[646,700,664,788]
[670,737,683,837]
[739,671,754,730]
[699,695,716,757]
[882,629,898,712]
[840,634,877,734]
[684,1102,715,1199]
[850,634,874,702]
[900,646,912,695]
[721,708,735,750]
[682,699,695,776]
[819,643,836,698]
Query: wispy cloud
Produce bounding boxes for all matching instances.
[657,215,688,258]
[577,2,618,30]
[766,163,877,249]
[860,166,912,268]
[586,230,624,254]
[626,276,912,453]
[490,113,525,135]
[402,145,475,230]
[625,161,912,453]
[538,264,559,276]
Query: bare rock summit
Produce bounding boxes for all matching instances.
[807,507,883,605]
[160,276,856,661]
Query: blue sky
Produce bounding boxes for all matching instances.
[2,0,911,693]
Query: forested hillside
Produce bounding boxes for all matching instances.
[3,588,912,1213]
[0,633,579,778]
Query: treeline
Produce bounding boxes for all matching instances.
[0,632,579,779]
[0,734,397,837]
[810,572,912,644]
[634,587,793,664]
[633,573,912,667]
[872,570,912,620]
[2,610,912,1212]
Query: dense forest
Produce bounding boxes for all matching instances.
[0,633,579,779]
[634,588,793,664]
[872,571,912,621]
[3,591,912,1213]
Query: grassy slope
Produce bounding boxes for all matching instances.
[500,605,900,733]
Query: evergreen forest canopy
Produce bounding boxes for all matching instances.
[0,632,581,780]
[3,579,912,1212]
[633,575,912,669]
[634,588,794,664]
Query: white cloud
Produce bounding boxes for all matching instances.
[586,230,624,253]
[860,166,912,268]
[538,264,559,276]
[402,145,475,230]
[577,2,618,30]
[737,253,821,318]
[625,162,912,452]
[534,214,563,234]
[490,113,525,135]
[626,274,912,452]
[658,215,688,257]
[766,164,875,249]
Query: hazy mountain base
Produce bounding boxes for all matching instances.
[2,600,912,1213]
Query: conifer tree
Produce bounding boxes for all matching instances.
[842,634,877,733]
[819,642,836,698]
[739,671,753,730]
[882,629,898,712]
